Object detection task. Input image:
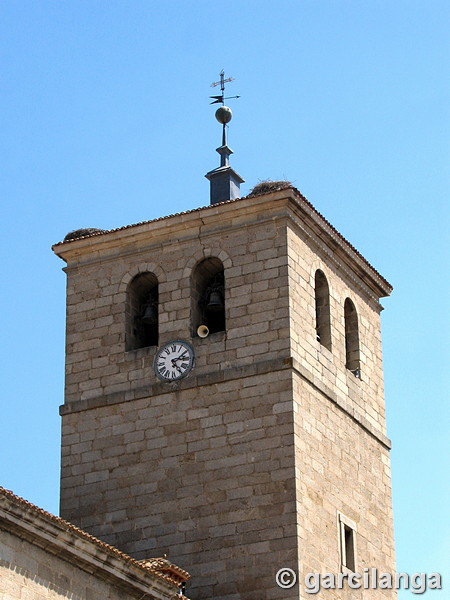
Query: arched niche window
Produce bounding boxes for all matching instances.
[126,273,159,350]
[192,258,225,336]
[344,298,361,377]
[315,270,332,350]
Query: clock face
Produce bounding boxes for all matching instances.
[154,340,195,382]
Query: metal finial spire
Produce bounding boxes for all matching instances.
[205,71,244,205]
[210,70,240,165]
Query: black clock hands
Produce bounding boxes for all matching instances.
[172,351,188,365]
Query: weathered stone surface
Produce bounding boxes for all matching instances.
[54,189,395,600]
[0,487,186,600]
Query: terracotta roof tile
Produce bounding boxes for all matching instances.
[0,486,188,588]
[139,557,191,585]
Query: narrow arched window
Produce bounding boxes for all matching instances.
[192,258,225,336]
[344,298,361,377]
[315,270,331,350]
[126,273,159,350]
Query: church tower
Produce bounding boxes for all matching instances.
[53,78,396,599]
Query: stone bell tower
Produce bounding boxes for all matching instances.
[54,76,396,600]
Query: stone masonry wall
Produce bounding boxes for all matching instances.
[63,214,290,405]
[293,374,396,599]
[57,191,395,600]
[0,529,152,600]
[286,217,396,597]
[61,368,300,600]
[287,224,387,436]
[60,205,301,600]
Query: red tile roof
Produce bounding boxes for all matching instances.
[0,486,189,588]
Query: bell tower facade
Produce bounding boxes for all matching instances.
[54,185,396,599]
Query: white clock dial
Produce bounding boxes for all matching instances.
[154,340,195,381]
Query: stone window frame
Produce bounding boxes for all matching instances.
[191,256,226,336]
[337,512,358,573]
[125,272,159,350]
[183,248,232,339]
[120,263,166,353]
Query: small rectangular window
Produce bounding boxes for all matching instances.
[343,524,355,570]
[338,513,357,572]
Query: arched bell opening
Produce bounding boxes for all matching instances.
[344,297,361,378]
[126,272,159,350]
[315,269,332,351]
[192,258,225,336]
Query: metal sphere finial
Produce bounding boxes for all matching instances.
[215,106,232,124]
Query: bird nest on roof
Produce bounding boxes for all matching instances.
[248,180,292,196]
[63,228,105,242]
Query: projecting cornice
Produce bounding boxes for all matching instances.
[0,487,187,599]
[52,186,392,299]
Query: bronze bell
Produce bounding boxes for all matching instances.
[141,303,157,325]
[206,289,224,312]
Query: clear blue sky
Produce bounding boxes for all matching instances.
[0,1,448,596]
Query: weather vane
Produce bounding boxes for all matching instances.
[209,70,240,151]
[210,69,240,105]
